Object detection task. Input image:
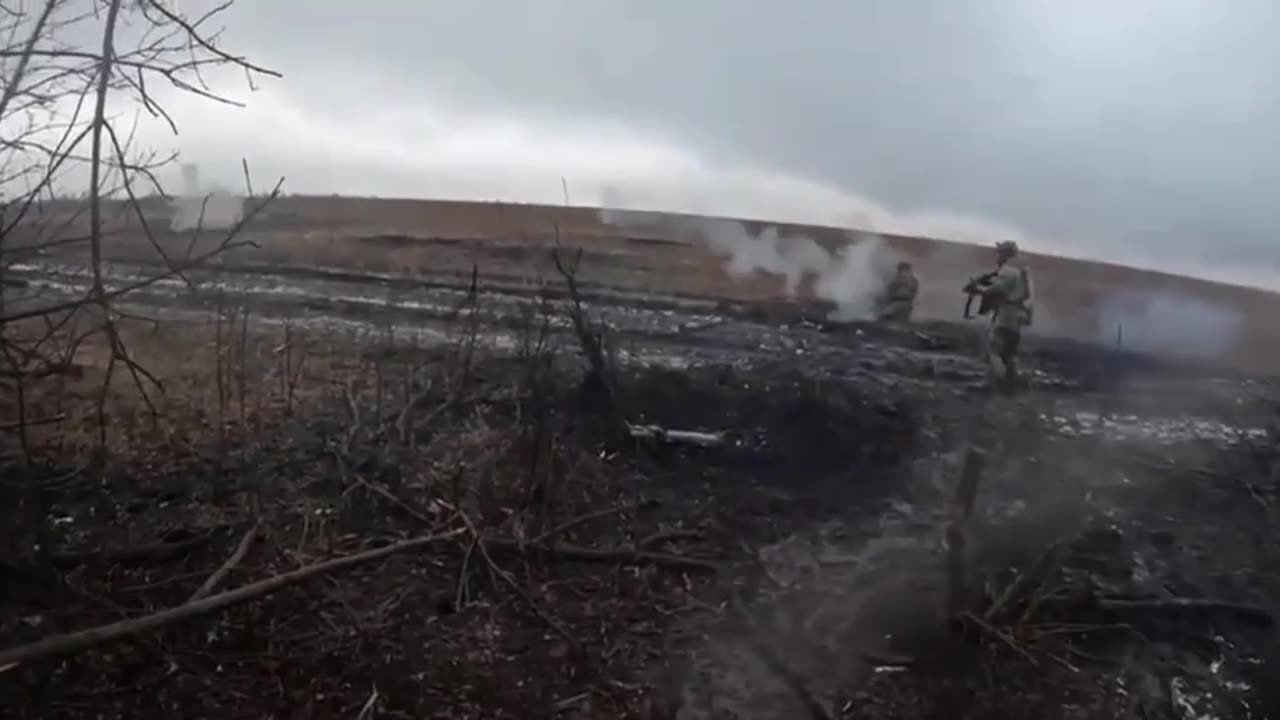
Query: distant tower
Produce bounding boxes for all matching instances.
[180,163,199,196]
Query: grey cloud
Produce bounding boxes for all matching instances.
[217,1,1279,274]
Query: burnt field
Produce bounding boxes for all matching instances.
[2,252,1280,720]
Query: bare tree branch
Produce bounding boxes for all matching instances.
[0,0,282,455]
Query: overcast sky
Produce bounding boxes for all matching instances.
[46,1,1280,287]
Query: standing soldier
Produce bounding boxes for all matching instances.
[973,241,1033,394]
[876,260,920,323]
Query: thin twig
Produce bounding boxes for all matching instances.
[454,534,478,611]
[963,611,1039,665]
[187,522,260,602]
[0,413,65,432]
[328,448,437,527]
[458,511,578,645]
[355,684,379,720]
[983,538,1068,623]
[531,505,633,545]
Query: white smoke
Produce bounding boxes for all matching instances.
[598,206,900,320]
[1096,290,1242,360]
[169,192,244,232]
[169,163,244,232]
[815,239,899,321]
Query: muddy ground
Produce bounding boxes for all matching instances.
[2,254,1279,719]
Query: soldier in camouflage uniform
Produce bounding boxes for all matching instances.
[974,241,1033,394]
[875,261,919,323]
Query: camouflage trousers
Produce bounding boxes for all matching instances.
[875,299,914,323]
[985,326,1021,394]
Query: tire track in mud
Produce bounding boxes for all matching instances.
[5,259,994,383]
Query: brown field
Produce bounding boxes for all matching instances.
[20,194,1280,375]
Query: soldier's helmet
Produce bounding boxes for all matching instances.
[995,240,1019,259]
[897,260,912,271]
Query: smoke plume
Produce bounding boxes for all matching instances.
[598,206,900,321]
[169,193,245,232]
[1096,289,1242,360]
[168,165,244,232]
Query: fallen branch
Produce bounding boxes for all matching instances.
[553,692,591,714]
[493,538,718,573]
[1096,596,1274,626]
[187,522,260,602]
[637,528,702,550]
[356,684,380,720]
[983,538,1068,624]
[405,495,714,572]
[627,423,726,448]
[329,448,437,527]
[962,611,1039,665]
[675,318,729,334]
[357,474,438,526]
[0,414,67,432]
[0,525,465,670]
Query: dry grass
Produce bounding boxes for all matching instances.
[3,314,332,463]
[0,301,728,718]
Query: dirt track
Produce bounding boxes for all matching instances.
[3,245,1280,719]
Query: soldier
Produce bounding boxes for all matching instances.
[875,260,919,323]
[974,241,1033,394]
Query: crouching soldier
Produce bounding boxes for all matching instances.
[876,261,919,323]
[973,241,1033,394]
